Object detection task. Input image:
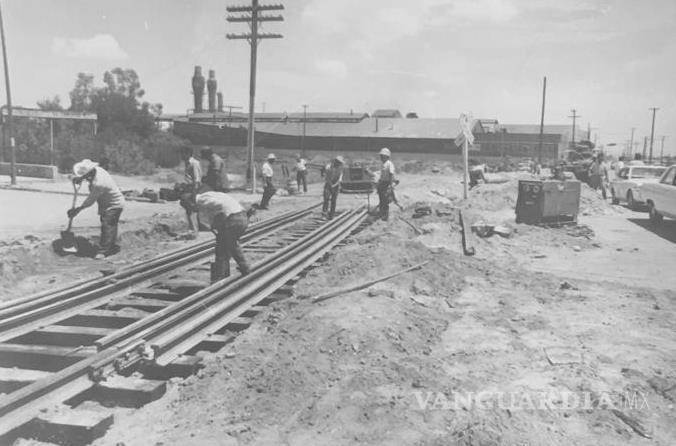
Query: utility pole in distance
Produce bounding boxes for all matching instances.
[659,135,666,163]
[648,107,658,163]
[227,1,284,193]
[0,0,15,185]
[629,127,635,158]
[537,76,546,164]
[301,104,308,157]
[568,109,580,148]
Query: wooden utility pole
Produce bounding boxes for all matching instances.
[629,127,635,158]
[659,136,666,163]
[0,0,15,185]
[648,107,658,163]
[642,136,648,160]
[301,104,308,156]
[568,109,580,148]
[537,76,546,164]
[227,1,283,193]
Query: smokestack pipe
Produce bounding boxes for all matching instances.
[207,69,217,113]
[217,92,223,112]
[192,66,205,113]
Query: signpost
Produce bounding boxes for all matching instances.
[455,113,475,199]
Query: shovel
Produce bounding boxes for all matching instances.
[60,182,81,253]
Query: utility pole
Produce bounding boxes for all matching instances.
[629,127,635,158]
[659,136,666,163]
[227,1,283,193]
[648,107,658,163]
[537,76,546,164]
[642,136,647,160]
[568,109,580,148]
[587,122,591,141]
[301,104,308,157]
[0,0,15,185]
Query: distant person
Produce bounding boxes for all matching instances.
[196,187,252,282]
[259,153,276,210]
[180,146,202,233]
[201,147,228,192]
[587,154,608,199]
[468,159,486,189]
[615,156,626,180]
[295,154,308,193]
[68,159,125,259]
[322,156,344,219]
[377,148,395,221]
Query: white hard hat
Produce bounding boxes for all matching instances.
[267,153,276,160]
[379,148,391,157]
[73,159,98,177]
[334,155,345,164]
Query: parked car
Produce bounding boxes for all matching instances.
[609,165,666,210]
[641,165,676,225]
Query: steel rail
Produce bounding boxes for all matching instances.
[0,207,367,435]
[0,204,320,331]
[0,204,319,315]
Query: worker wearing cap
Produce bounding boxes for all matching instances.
[196,188,251,282]
[68,159,125,259]
[180,146,202,233]
[259,153,276,209]
[377,148,396,221]
[295,154,308,193]
[323,156,344,219]
[201,147,228,192]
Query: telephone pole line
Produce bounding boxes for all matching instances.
[659,135,666,163]
[648,107,658,163]
[227,0,284,193]
[568,109,580,147]
[537,76,546,164]
[301,104,308,157]
[629,127,635,158]
[0,0,15,185]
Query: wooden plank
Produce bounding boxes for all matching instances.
[0,367,52,394]
[67,375,166,409]
[56,308,148,329]
[21,406,113,446]
[0,344,92,371]
[8,325,114,347]
[130,289,183,301]
[104,297,171,312]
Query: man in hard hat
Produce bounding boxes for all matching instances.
[195,186,252,282]
[295,154,308,193]
[323,156,345,219]
[377,148,396,221]
[180,146,202,234]
[68,159,125,259]
[259,153,276,210]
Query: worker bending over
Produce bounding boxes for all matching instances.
[68,159,125,259]
[295,154,308,193]
[377,148,396,221]
[323,156,344,219]
[196,188,252,282]
[201,148,228,192]
[180,146,202,234]
[259,153,276,210]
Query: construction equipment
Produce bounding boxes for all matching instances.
[515,179,581,225]
[59,182,81,253]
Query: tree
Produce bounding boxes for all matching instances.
[37,95,63,111]
[69,73,95,112]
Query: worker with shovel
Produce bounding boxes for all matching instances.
[67,159,125,259]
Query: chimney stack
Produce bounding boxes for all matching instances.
[217,92,223,112]
[191,66,205,113]
[207,69,217,113]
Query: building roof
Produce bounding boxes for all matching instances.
[372,109,402,118]
[1,107,97,121]
[189,111,369,123]
[498,124,584,141]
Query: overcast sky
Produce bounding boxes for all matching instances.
[2,0,675,154]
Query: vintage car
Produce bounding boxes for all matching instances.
[609,165,666,209]
[641,165,676,225]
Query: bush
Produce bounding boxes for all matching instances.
[144,131,187,168]
[102,138,156,175]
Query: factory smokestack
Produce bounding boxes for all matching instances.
[207,69,217,113]
[192,66,205,113]
[217,92,223,112]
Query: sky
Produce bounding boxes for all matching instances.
[2,0,675,155]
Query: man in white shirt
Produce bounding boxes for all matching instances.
[322,156,344,219]
[180,146,202,233]
[295,154,308,193]
[196,189,251,281]
[259,153,276,210]
[377,148,395,221]
[68,159,125,259]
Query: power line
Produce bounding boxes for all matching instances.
[226,0,284,193]
[568,109,580,147]
[648,107,658,163]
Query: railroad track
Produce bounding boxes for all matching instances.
[0,204,368,445]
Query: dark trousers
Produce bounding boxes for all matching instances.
[322,183,339,218]
[377,182,391,221]
[99,207,123,255]
[296,170,307,192]
[260,181,275,209]
[213,212,249,281]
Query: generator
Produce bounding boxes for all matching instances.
[340,164,375,194]
[515,179,581,225]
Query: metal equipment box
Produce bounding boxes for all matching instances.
[515,179,581,225]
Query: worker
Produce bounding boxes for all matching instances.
[323,156,344,219]
[468,159,486,189]
[180,146,202,233]
[201,148,228,192]
[68,159,125,259]
[196,187,252,282]
[587,153,608,199]
[377,148,395,221]
[259,153,276,210]
[295,154,308,193]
